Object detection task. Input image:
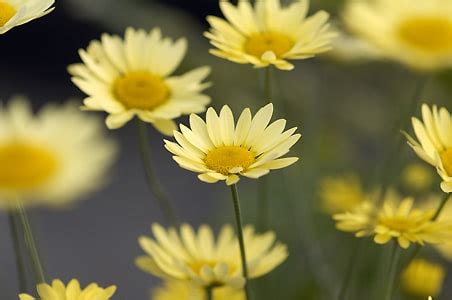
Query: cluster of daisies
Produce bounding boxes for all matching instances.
[4,0,452,299]
[1,0,331,299]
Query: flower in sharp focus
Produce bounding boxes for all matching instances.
[334,196,452,249]
[0,0,54,34]
[401,259,445,298]
[343,0,452,71]
[68,27,211,133]
[405,104,452,193]
[164,104,300,185]
[205,0,336,70]
[0,97,117,209]
[136,223,288,289]
[152,280,244,300]
[319,173,366,214]
[19,279,117,300]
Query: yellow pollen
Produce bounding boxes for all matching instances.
[0,142,58,190]
[398,16,452,53]
[244,32,294,58]
[380,216,417,232]
[113,71,169,110]
[440,148,452,176]
[0,1,16,27]
[205,146,255,175]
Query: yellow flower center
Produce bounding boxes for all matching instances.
[0,1,16,27]
[204,146,255,175]
[380,216,417,232]
[397,16,452,53]
[440,148,452,176]
[244,32,294,58]
[0,142,58,189]
[113,71,169,110]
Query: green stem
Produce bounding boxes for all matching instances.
[376,75,429,206]
[337,240,362,300]
[264,67,272,103]
[432,192,450,221]
[136,119,178,225]
[230,184,250,300]
[16,204,46,284]
[338,75,428,298]
[385,243,401,300]
[206,286,213,300]
[257,67,273,231]
[8,211,27,292]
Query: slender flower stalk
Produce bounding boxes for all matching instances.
[136,120,178,225]
[206,286,214,300]
[257,67,273,231]
[385,243,401,300]
[8,212,27,292]
[230,184,250,300]
[337,76,429,297]
[16,203,46,284]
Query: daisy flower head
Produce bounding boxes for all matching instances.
[164,104,300,185]
[19,279,117,300]
[405,104,452,193]
[0,97,117,209]
[343,0,452,71]
[68,27,211,134]
[152,280,244,300]
[136,223,288,289]
[0,0,54,34]
[334,195,452,249]
[205,0,336,70]
[401,259,445,298]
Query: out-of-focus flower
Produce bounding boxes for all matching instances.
[152,280,244,300]
[334,196,452,249]
[401,259,445,298]
[136,223,288,289]
[0,0,54,34]
[423,196,452,260]
[343,0,452,71]
[325,26,381,63]
[68,27,211,133]
[0,97,117,209]
[405,104,452,193]
[205,0,335,70]
[19,279,117,300]
[401,163,434,193]
[164,104,300,185]
[319,173,366,214]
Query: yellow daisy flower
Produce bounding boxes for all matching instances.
[0,97,117,208]
[343,0,452,71]
[205,0,335,70]
[0,0,54,34]
[401,163,434,193]
[19,279,117,300]
[68,27,211,133]
[401,259,445,298]
[334,196,452,249]
[319,173,366,214]
[152,280,244,300]
[136,223,288,289]
[164,104,300,185]
[405,104,452,193]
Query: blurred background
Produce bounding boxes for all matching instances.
[1,0,452,299]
